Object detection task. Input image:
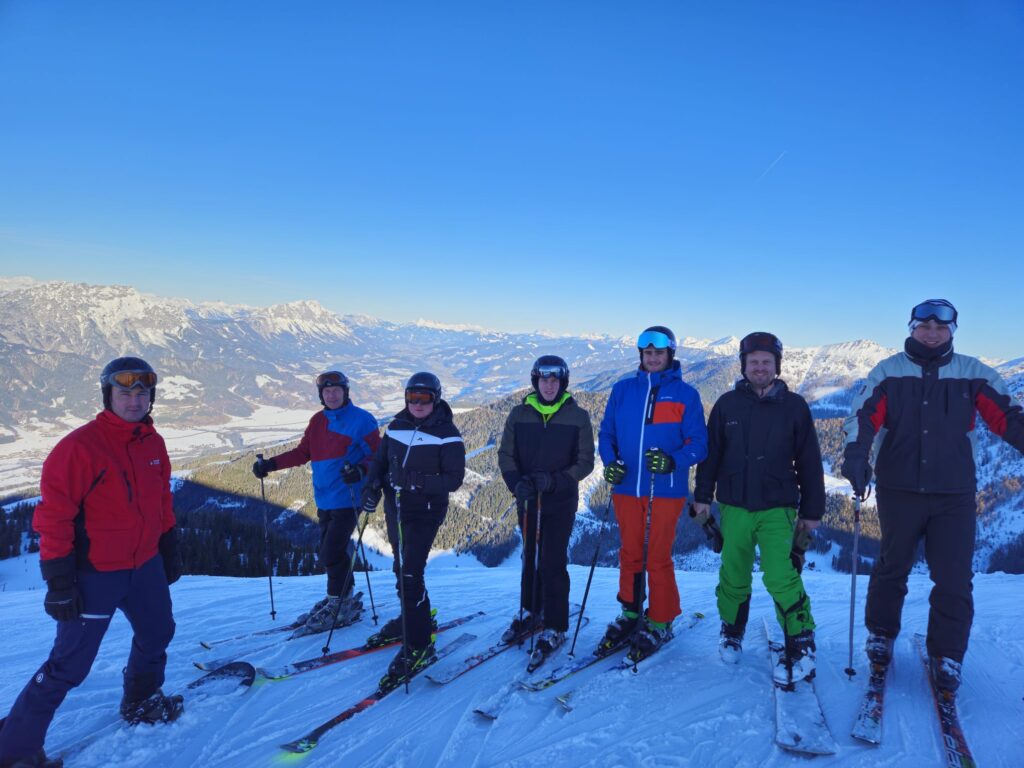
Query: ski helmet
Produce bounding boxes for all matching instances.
[637,325,677,364]
[99,356,157,412]
[739,332,783,376]
[316,369,349,406]
[405,372,442,404]
[531,355,570,403]
[909,299,958,335]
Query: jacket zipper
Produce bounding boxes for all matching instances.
[636,373,652,497]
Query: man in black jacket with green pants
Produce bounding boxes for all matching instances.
[498,355,595,666]
[694,332,825,685]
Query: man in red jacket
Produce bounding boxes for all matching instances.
[0,357,181,768]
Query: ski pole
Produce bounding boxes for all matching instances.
[569,494,614,657]
[395,487,411,694]
[515,497,529,645]
[631,461,657,671]
[322,496,375,654]
[346,476,378,625]
[256,453,277,621]
[844,493,862,679]
[528,494,544,658]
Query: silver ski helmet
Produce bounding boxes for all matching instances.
[100,356,158,412]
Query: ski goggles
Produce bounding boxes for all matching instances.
[637,330,675,350]
[910,300,957,325]
[533,364,567,379]
[108,371,158,390]
[740,332,783,356]
[405,390,436,405]
[316,371,348,388]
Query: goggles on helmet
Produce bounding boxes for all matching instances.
[740,332,783,356]
[910,299,957,325]
[109,370,158,390]
[316,371,348,388]
[637,330,675,350]
[534,364,567,380]
[405,390,436,405]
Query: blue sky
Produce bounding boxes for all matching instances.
[1,1,1021,359]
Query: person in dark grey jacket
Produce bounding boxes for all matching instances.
[694,332,824,685]
[842,299,1024,692]
[497,355,595,666]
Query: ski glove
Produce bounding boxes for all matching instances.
[360,486,382,513]
[514,476,536,504]
[252,456,277,479]
[840,453,872,498]
[159,528,182,585]
[40,555,81,621]
[689,504,724,554]
[790,526,813,575]
[603,460,626,485]
[644,448,675,474]
[341,463,365,485]
[530,471,556,494]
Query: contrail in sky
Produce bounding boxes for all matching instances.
[756,150,788,182]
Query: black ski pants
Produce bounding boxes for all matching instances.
[384,506,442,650]
[518,495,575,632]
[865,487,976,662]
[317,507,357,598]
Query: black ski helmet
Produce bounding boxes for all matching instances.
[99,356,158,412]
[739,332,783,376]
[405,371,442,402]
[637,325,677,364]
[531,355,570,403]
[316,369,349,406]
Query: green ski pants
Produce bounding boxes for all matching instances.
[716,504,815,637]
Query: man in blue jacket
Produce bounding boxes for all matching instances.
[598,326,708,661]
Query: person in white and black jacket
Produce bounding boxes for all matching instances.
[360,372,465,689]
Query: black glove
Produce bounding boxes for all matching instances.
[645,448,676,474]
[360,486,382,513]
[790,526,813,574]
[514,476,536,505]
[252,456,277,479]
[342,463,365,485]
[159,529,182,585]
[530,471,555,494]
[41,555,81,622]
[603,460,626,485]
[841,453,872,498]
[689,504,724,554]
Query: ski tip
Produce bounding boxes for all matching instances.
[279,738,316,754]
[199,641,213,650]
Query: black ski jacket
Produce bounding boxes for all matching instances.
[694,379,825,520]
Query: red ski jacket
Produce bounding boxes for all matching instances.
[34,410,175,571]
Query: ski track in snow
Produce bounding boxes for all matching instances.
[1,560,1022,767]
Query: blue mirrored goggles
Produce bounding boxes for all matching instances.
[533,364,567,379]
[637,330,675,350]
[910,300,957,325]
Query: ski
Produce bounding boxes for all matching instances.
[473,680,521,720]
[851,660,890,744]
[58,662,255,761]
[914,633,977,768]
[196,592,365,649]
[279,632,476,754]
[764,618,837,756]
[256,611,484,681]
[426,611,584,685]
[554,612,704,711]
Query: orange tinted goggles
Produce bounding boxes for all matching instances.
[405,391,435,405]
[110,371,158,389]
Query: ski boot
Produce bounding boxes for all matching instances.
[119,689,185,725]
[719,621,743,664]
[500,611,539,644]
[773,629,816,687]
[379,640,437,692]
[597,610,639,654]
[0,749,64,768]
[865,632,894,667]
[304,592,363,633]
[627,618,673,664]
[295,595,330,625]
[928,655,962,694]
[527,629,565,672]
[366,608,438,648]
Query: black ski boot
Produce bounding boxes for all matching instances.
[0,750,63,768]
[627,618,673,663]
[119,689,185,725]
[366,609,438,648]
[500,611,539,644]
[597,611,639,653]
[865,632,894,667]
[527,629,565,671]
[379,641,437,691]
[773,630,816,686]
[929,655,962,694]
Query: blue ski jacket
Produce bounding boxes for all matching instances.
[598,361,708,499]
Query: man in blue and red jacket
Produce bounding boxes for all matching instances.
[0,357,182,768]
[252,369,381,631]
[598,326,708,661]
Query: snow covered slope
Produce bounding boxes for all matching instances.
[1,555,1021,767]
